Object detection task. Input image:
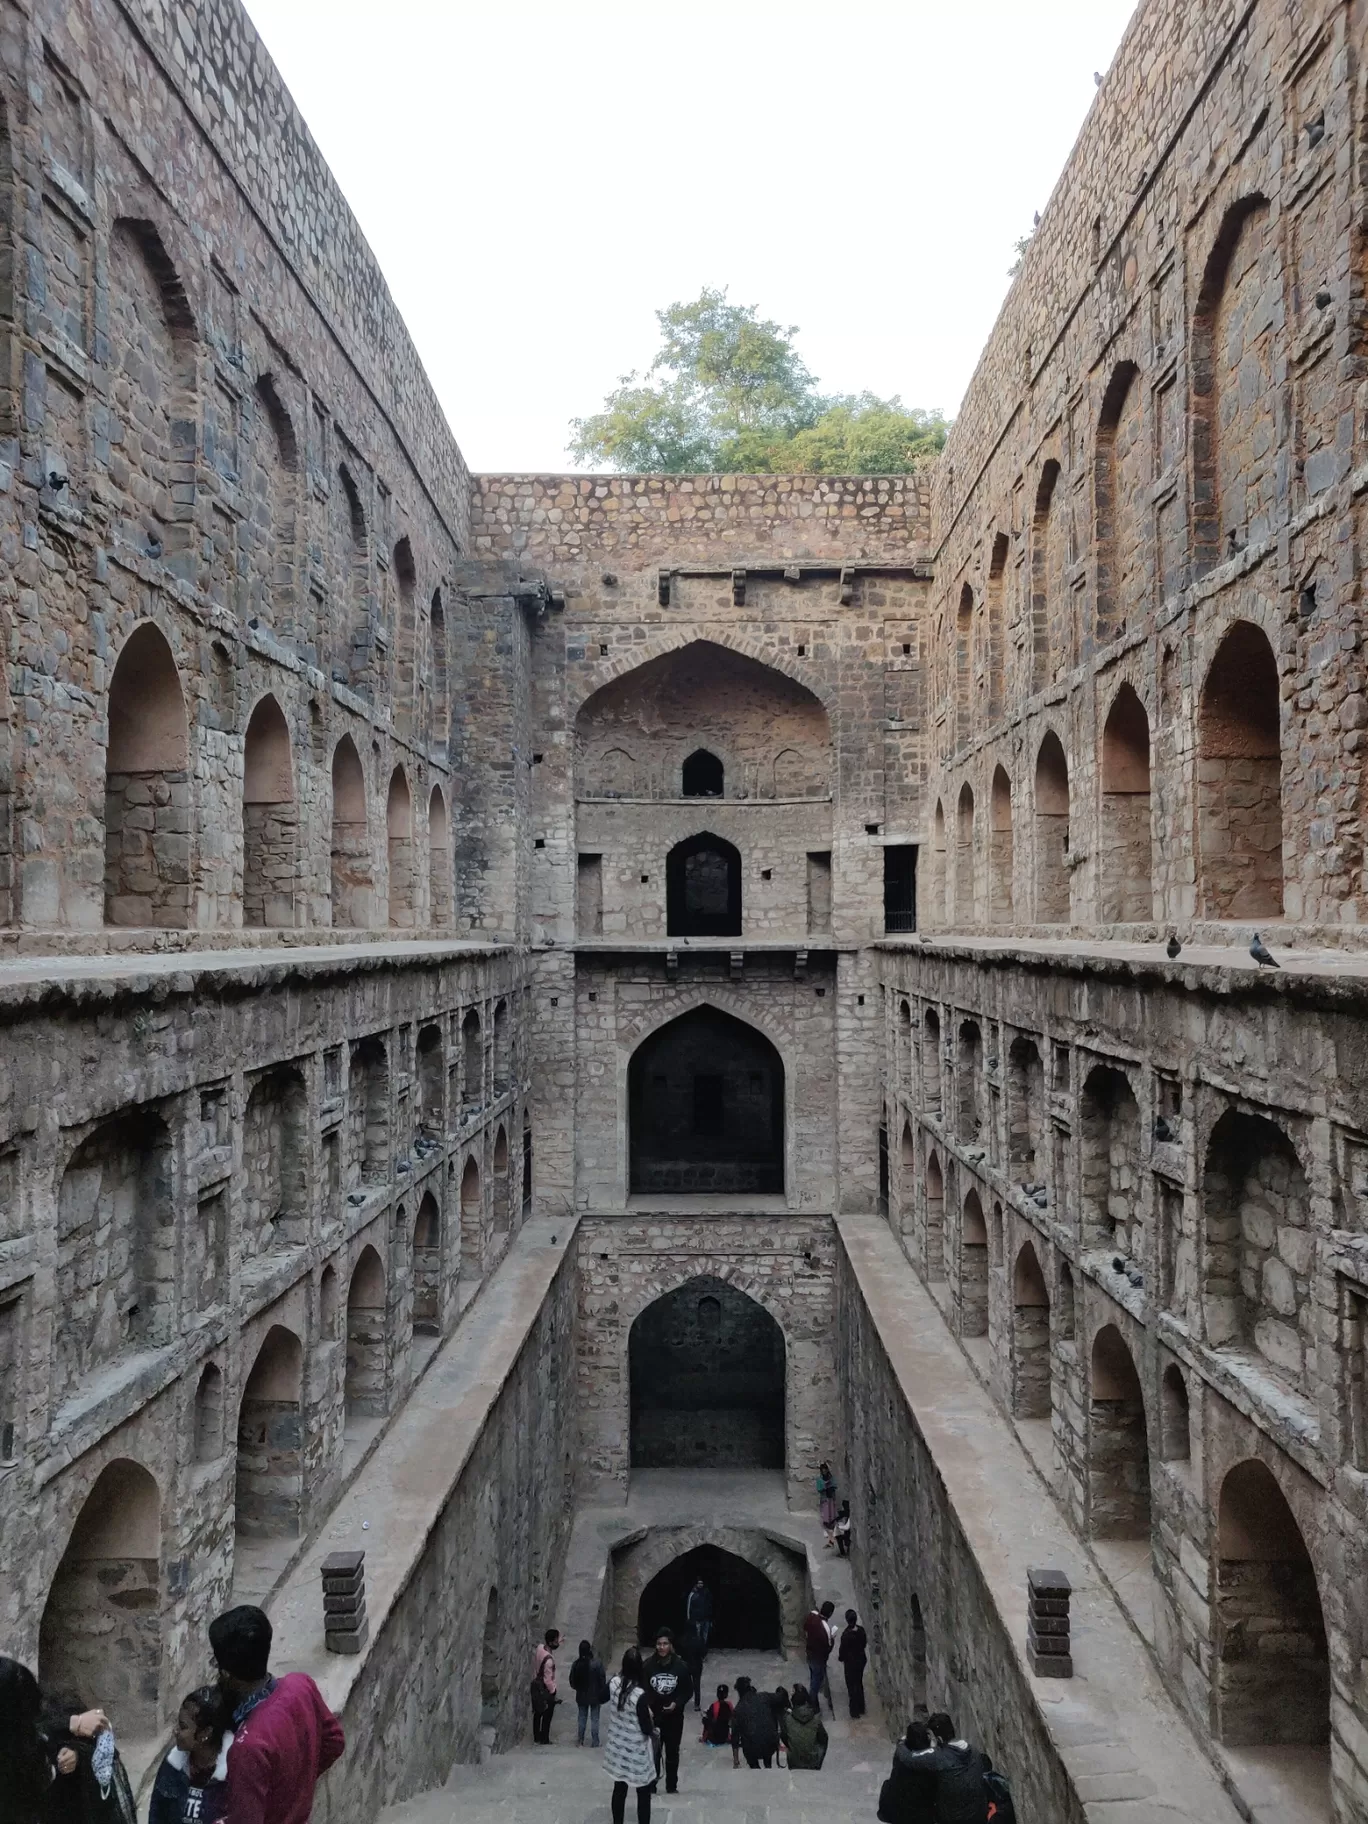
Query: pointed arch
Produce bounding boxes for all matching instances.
[493,1125,510,1233]
[330,734,370,927]
[682,749,724,797]
[345,1245,388,1416]
[243,694,297,929]
[1030,460,1062,691]
[428,785,451,927]
[1192,197,1277,570]
[1033,732,1070,922]
[989,764,1013,923]
[986,533,1008,718]
[955,582,974,746]
[1095,360,1145,645]
[931,799,947,925]
[109,220,197,558]
[1088,1324,1150,1538]
[413,1191,441,1333]
[955,782,975,925]
[236,1325,303,1540]
[1197,621,1282,919]
[393,535,418,736]
[1011,1239,1050,1418]
[1100,685,1152,921]
[337,462,369,685]
[387,766,414,928]
[104,622,191,928]
[629,1005,784,1196]
[460,1155,482,1279]
[40,1459,162,1732]
[666,831,741,937]
[960,1189,988,1336]
[429,588,449,753]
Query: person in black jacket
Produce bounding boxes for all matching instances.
[729,1679,780,1770]
[568,1641,610,1749]
[149,1688,233,1824]
[837,1608,868,1718]
[876,1720,938,1824]
[641,1629,693,1795]
[38,1690,136,1824]
[1,1658,52,1824]
[677,1625,706,1715]
[926,1712,990,1824]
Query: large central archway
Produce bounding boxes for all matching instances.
[629,1275,785,1468]
[628,1006,784,1195]
[638,1544,781,1650]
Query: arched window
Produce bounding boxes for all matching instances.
[1030,460,1062,690]
[236,1326,303,1540]
[345,1246,387,1416]
[960,1191,987,1337]
[666,833,741,937]
[986,533,1008,718]
[955,784,975,925]
[193,1364,224,1462]
[104,624,190,928]
[243,694,297,929]
[955,584,974,745]
[430,590,449,753]
[682,749,724,797]
[1160,1363,1190,1461]
[630,1277,784,1469]
[1095,361,1145,646]
[460,1156,481,1279]
[413,1193,441,1334]
[393,536,418,737]
[1197,622,1282,919]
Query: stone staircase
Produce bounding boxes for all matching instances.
[382,1650,891,1824]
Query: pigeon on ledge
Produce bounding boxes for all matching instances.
[1250,932,1280,969]
[1166,934,1181,958]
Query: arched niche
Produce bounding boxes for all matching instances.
[1033,732,1070,923]
[413,1191,441,1334]
[330,735,371,928]
[638,1543,782,1650]
[104,624,191,928]
[682,748,724,797]
[628,1006,784,1196]
[242,695,297,929]
[428,786,451,927]
[1012,1239,1050,1419]
[40,1459,162,1733]
[459,1156,481,1279]
[1197,621,1282,919]
[1100,685,1152,922]
[386,767,414,928]
[960,1189,988,1336]
[629,1276,785,1470]
[1088,1324,1150,1539]
[989,765,1013,923]
[1215,1460,1328,1749]
[235,1325,303,1540]
[345,1245,387,1417]
[955,783,975,924]
[574,640,830,803]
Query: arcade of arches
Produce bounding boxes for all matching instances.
[8,2,1368,1824]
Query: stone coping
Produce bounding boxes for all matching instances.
[880,931,1368,1003]
[259,1217,576,1717]
[0,938,514,1009]
[836,1215,1243,1823]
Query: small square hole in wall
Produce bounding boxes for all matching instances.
[588,992,597,1001]
[550,997,559,1007]
[797,644,807,656]
[600,643,608,655]
[534,838,545,849]
[761,868,772,880]
[815,987,826,997]
[866,823,880,835]
[641,874,649,884]
[903,642,911,655]
[858,995,865,1005]
[533,752,543,764]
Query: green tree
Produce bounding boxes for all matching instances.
[568,288,948,474]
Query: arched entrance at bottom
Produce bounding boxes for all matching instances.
[638,1544,781,1651]
[629,1276,785,1470]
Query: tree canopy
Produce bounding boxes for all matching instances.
[568,288,949,474]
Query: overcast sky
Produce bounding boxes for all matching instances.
[242,1,1138,473]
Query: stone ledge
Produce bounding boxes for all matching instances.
[262,1217,577,1720]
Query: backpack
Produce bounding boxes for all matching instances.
[984,1767,1016,1823]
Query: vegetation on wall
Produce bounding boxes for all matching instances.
[568,288,949,474]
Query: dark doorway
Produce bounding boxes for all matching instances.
[630,1275,785,1468]
[682,749,724,797]
[666,832,742,937]
[884,843,918,933]
[629,1006,784,1194]
[638,1545,781,1650]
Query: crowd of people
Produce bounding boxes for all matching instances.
[0,1607,343,1824]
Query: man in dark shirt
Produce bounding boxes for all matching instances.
[641,1629,693,1794]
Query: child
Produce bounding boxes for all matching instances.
[149,1687,233,1824]
[700,1682,733,1746]
[834,1500,852,1556]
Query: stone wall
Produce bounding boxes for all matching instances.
[919,0,1368,945]
[880,940,1368,1814]
[0,944,531,1741]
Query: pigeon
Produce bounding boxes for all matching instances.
[1112,1256,1126,1274]
[1094,71,1103,86]
[1250,932,1280,969]
[1154,1115,1174,1144]
[1166,934,1182,958]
